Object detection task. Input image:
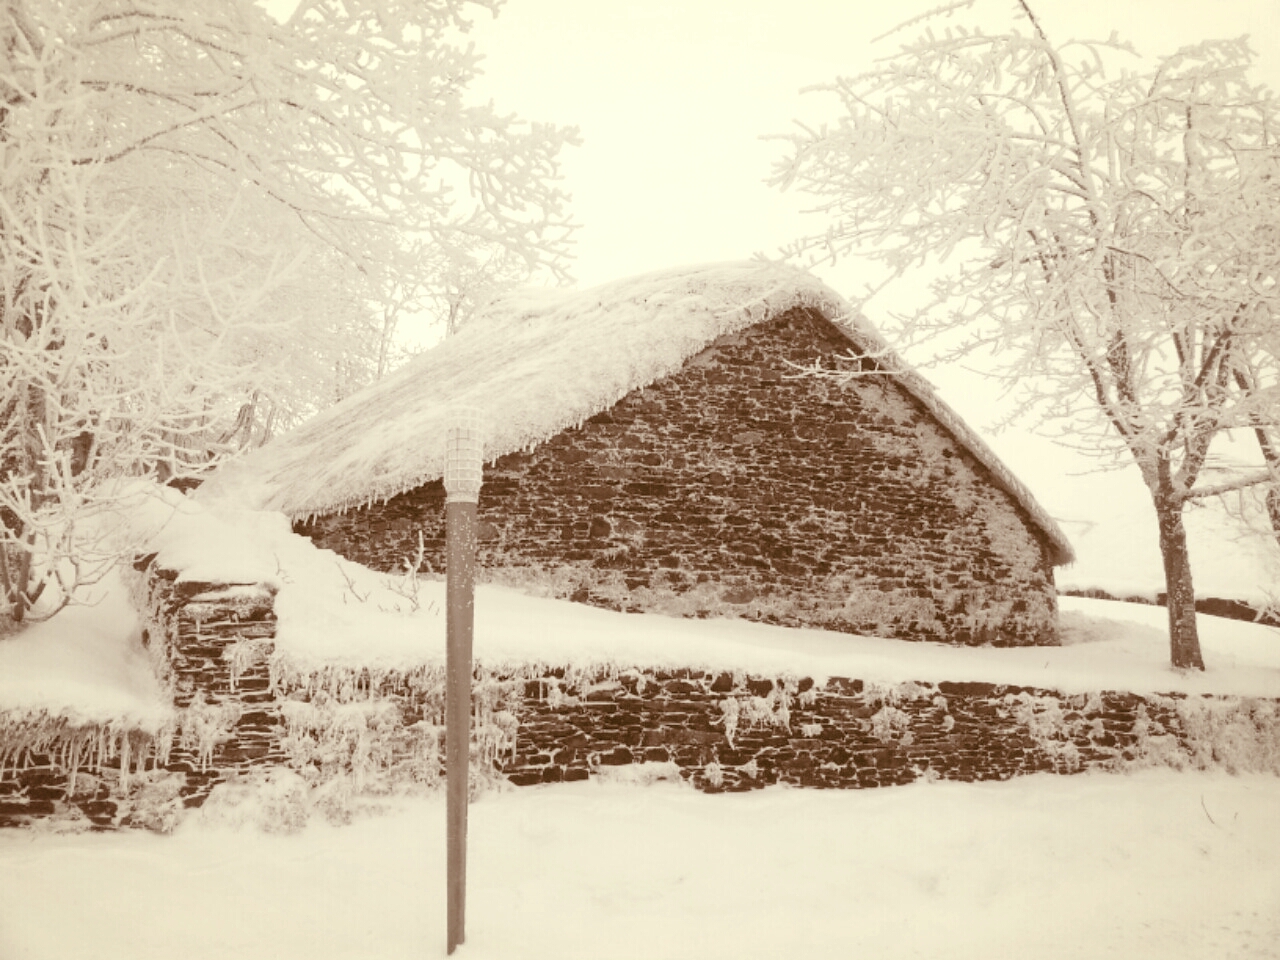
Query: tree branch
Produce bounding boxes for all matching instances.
[1185,470,1276,500]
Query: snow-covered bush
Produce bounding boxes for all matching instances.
[195,768,315,834]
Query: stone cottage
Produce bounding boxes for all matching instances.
[200,262,1073,645]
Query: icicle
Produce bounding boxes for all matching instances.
[66,739,80,797]
[119,732,131,794]
[155,721,173,767]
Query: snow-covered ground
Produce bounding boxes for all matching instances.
[1,494,1278,958]
[1,770,1277,959]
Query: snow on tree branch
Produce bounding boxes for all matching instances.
[0,0,577,624]
[769,0,1280,669]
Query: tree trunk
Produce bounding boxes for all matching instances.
[1253,430,1280,545]
[1153,493,1205,670]
[0,531,38,624]
[1234,372,1280,547]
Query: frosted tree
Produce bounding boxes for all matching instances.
[769,0,1279,669]
[0,0,576,624]
[432,228,532,338]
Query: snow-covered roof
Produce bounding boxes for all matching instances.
[198,261,1074,564]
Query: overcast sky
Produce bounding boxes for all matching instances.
[458,0,1280,594]
[467,0,1280,290]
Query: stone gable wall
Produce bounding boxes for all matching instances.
[300,308,1059,647]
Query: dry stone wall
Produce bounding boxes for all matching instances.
[138,561,285,784]
[0,560,282,830]
[299,308,1059,647]
[0,715,163,830]
[500,669,1263,792]
[6,563,1277,832]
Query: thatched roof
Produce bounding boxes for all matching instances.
[198,261,1074,565]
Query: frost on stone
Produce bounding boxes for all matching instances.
[1129,703,1187,770]
[702,760,725,789]
[868,705,913,746]
[177,694,242,773]
[265,655,526,803]
[718,697,740,748]
[832,577,945,641]
[0,709,172,800]
[1008,693,1082,772]
[716,675,796,748]
[226,638,274,692]
[1167,697,1280,775]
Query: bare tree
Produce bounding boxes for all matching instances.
[769,0,1279,669]
[0,0,576,623]
[370,225,532,377]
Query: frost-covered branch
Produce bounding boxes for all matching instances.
[1184,470,1275,501]
[0,0,577,624]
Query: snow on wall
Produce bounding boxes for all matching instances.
[0,553,283,831]
[298,308,1060,646]
[10,620,1277,830]
[497,669,1280,791]
[197,261,1071,565]
[7,546,1276,831]
[3,493,1272,831]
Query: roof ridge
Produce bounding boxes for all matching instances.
[197,261,1073,564]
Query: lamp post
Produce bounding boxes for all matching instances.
[444,410,482,956]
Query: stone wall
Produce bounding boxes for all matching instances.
[298,308,1060,647]
[265,664,1280,795]
[7,561,1276,833]
[0,560,282,830]
[138,560,286,786]
[501,669,1278,792]
[1063,588,1280,628]
[0,714,164,830]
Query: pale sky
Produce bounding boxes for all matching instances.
[458,0,1280,597]
[466,0,1280,290]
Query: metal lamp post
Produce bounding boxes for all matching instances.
[444,410,483,956]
